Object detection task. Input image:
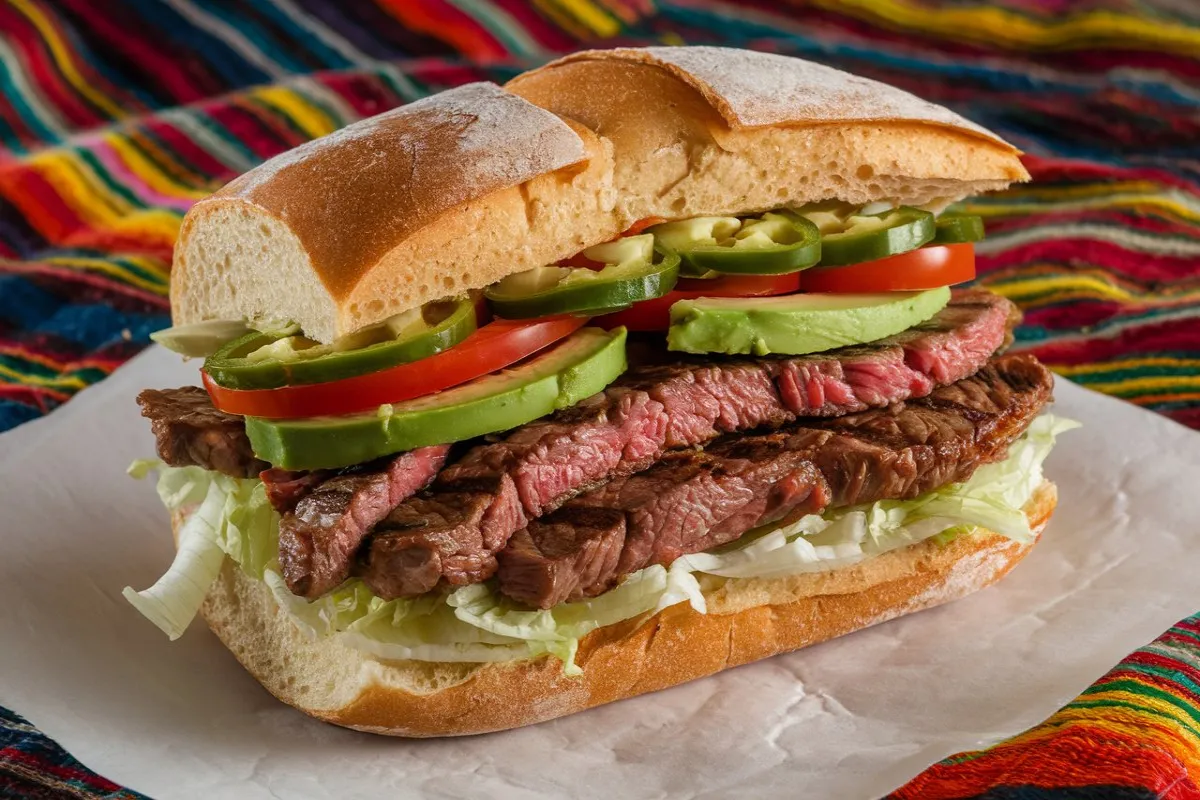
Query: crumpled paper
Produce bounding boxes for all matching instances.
[1,346,1198,800]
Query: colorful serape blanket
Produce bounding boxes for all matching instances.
[1,1,1198,797]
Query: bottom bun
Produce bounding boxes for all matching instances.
[197,482,1057,737]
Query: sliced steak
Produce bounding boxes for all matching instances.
[359,289,1016,600]
[260,468,329,514]
[137,387,266,478]
[278,444,449,598]
[497,353,1053,608]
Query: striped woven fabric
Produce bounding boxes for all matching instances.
[0,1,1198,798]
[890,613,1200,800]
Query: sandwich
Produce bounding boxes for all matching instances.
[125,46,1076,737]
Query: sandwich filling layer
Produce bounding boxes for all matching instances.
[128,287,1074,673]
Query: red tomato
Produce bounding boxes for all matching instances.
[622,216,669,236]
[202,316,588,419]
[596,273,802,331]
[800,244,975,293]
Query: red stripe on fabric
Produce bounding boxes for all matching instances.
[490,0,579,51]
[0,383,70,408]
[377,0,510,62]
[986,209,1200,241]
[2,262,169,309]
[0,165,87,243]
[0,747,125,789]
[1023,154,1200,194]
[1100,662,1200,707]
[0,2,98,129]
[1026,318,1200,366]
[58,0,211,105]
[201,102,292,161]
[981,239,1200,283]
[25,0,148,116]
[890,727,1200,799]
[313,72,399,122]
[140,119,235,187]
[1169,407,1200,429]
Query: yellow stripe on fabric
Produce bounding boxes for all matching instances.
[811,0,1200,57]
[30,152,129,224]
[9,0,126,119]
[1083,376,1200,397]
[252,85,341,140]
[979,195,1200,225]
[104,133,211,199]
[542,0,622,38]
[989,273,1200,305]
[1055,358,1200,377]
[999,713,1200,761]
[40,255,170,294]
[0,362,88,390]
[25,150,183,243]
[1133,392,1200,406]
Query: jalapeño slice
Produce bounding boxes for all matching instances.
[799,205,936,267]
[649,211,821,276]
[203,297,476,390]
[932,214,985,244]
[485,235,679,319]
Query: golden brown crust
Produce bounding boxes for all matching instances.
[171,47,1029,342]
[215,82,586,302]
[196,483,1056,737]
[529,47,1018,145]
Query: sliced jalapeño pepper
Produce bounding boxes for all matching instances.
[649,211,821,276]
[203,297,477,390]
[485,234,679,319]
[798,205,936,267]
[932,214,985,244]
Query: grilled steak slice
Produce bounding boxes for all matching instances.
[260,468,329,514]
[137,387,266,478]
[497,353,1053,608]
[278,445,449,598]
[362,471,526,597]
[359,289,1016,600]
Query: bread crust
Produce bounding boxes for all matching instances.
[171,47,1029,342]
[196,483,1056,737]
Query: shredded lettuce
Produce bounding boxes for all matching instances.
[126,414,1077,669]
[123,463,281,638]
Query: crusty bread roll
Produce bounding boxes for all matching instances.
[195,482,1055,737]
[170,46,1028,343]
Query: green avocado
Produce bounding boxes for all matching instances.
[666,287,950,356]
[245,327,628,470]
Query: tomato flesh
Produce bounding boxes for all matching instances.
[203,315,588,419]
[800,244,975,293]
[596,273,802,331]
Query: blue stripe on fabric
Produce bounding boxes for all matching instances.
[198,1,326,74]
[242,0,357,69]
[656,4,1200,108]
[32,304,163,348]
[0,398,42,431]
[0,276,62,329]
[119,0,276,87]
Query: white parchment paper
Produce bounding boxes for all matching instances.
[1,346,1197,800]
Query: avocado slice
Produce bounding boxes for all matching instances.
[245,327,628,470]
[666,287,950,356]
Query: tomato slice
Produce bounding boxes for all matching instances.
[202,316,588,419]
[596,273,802,331]
[800,244,975,293]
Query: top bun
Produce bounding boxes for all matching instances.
[171,46,1028,343]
